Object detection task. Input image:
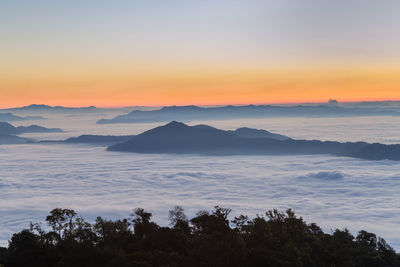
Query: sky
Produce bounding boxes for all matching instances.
[1,0,400,107]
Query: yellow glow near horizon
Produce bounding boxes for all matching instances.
[1,65,400,108]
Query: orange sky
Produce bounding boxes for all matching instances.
[1,65,400,108]
[1,1,400,108]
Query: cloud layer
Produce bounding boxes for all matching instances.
[1,144,400,250]
[2,111,400,250]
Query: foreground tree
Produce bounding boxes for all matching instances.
[1,207,399,267]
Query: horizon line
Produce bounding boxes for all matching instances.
[2,98,400,109]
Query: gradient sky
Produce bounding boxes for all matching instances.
[1,0,400,107]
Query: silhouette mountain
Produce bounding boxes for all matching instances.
[97,104,400,124]
[108,121,244,153]
[63,134,135,144]
[5,104,97,112]
[0,134,31,144]
[0,112,44,122]
[107,121,400,160]
[0,121,63,135]
[228,127,290,140]
[351,143,400,160]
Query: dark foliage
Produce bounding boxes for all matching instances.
[0,207,399,267]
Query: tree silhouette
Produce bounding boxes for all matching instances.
[45,208,76,240]
[1,206,399,267]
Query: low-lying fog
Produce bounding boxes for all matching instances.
[1,110,400,249]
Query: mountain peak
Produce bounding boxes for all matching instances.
[26,104,50,108]
[161,105,201,111]
[164,121,188,128]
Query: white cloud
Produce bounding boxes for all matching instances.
[298,171,345,180]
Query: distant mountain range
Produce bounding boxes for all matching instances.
[0,112,44,122]
[2,104,153,113]
[4,104,98,112]
[106,121,400,160]
[4,102,400,123]
[97,104,400,124]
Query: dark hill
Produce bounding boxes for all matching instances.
[109,121,243,153]
[46,124,286,147]
[0,122,17,135]
[228,127,290,140]
[352,143,400,160]
[108,121,400,160]
[0,121,63,135]
[0,134,31,144]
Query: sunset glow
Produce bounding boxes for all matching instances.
[1,0,400,107]
[1,66,400,108]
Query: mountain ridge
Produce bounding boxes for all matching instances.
[0,121,63,135]
[0,112,44,122]
[97,104,400,124]
[107,121,400,160]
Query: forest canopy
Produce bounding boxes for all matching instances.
[0,206,399,267]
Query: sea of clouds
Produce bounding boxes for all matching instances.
[1,111,400,249]
[1,144,400,249]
